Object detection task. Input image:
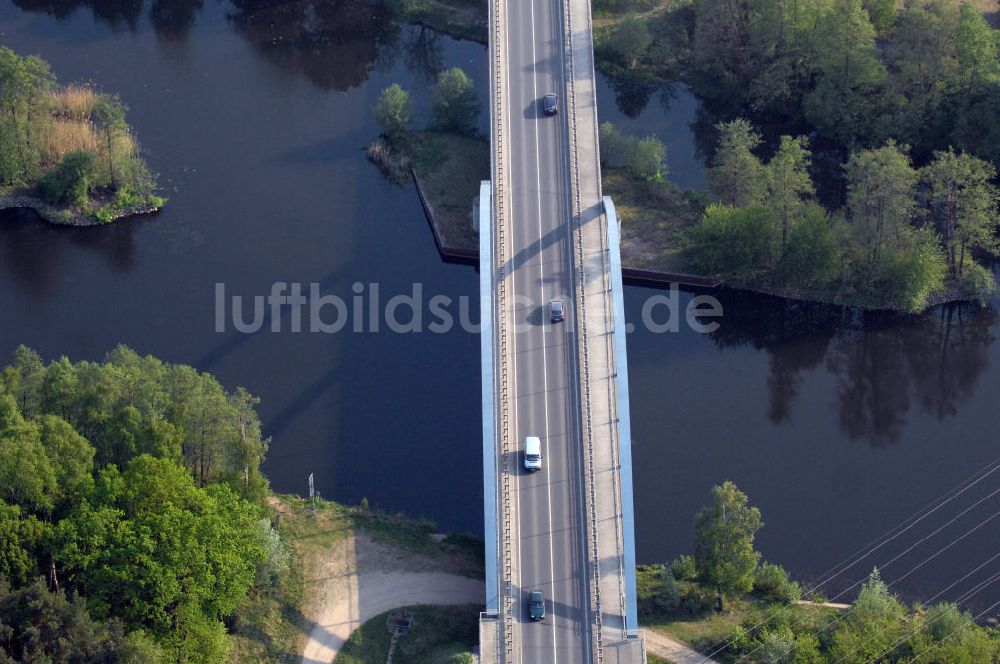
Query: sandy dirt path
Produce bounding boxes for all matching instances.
[641,628,718,664]
[299,532,484,664]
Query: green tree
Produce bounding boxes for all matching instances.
[752,561,801,604]
[39,150,99,206]
[611,14,653,69]
[374,83,412,144]
[630,134,667,180]
[708,119,768,207]
[37,414,94,506]
[745,0,824,112]
[920,148,1000,284]
[599,121,628,167]
[7,345,44,418]
[689,204,780,282]
[0,578,140,663]
[0,400,57,514]
[691,0,756,105]
[0,46,54,186]
[876,226,948,312]
[844,141,919,273]
[955,3,999,92]
[431,67,480,134]
[0,501,46,586]
[863,0,897,36]
[885,2,960,151]
[804,0,887,148]
[766,135,814,247]
[693,481,763,611]
[829,569,906,664]
[51,456,265,663]
[93,94,127,190]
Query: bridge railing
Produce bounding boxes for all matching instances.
[559,0,606,659]
[487,0,515,653]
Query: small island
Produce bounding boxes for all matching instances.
[0,46,164,226]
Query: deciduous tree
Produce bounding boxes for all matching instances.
[693,481,763,611]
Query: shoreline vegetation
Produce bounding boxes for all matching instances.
[2,347,995,662]
[0,346,483,664]
[0,46,164,227]
[638,482,1000,663]
[367,71,489,254]
[384,0,1000,313]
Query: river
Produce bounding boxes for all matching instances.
[1,0,998,608]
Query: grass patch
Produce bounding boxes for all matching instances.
[227,495,351,663]
[334,604,480,664]
[637,566,837,662]
[411,130,488,251]
[649,600,838,662]
[602,166,704,272]
[368,129,488,254]
[351,505,485,577]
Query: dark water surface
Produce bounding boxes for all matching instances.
[2,0,999,608]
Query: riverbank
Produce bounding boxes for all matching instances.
[367,129,489,258]
[394,149,976,308]
[229,494,484,663]
[0,192,162,226]
[398,0,488,43]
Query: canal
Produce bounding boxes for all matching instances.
[0,0,997,607]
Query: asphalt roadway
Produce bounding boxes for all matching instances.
[502,0,592,656]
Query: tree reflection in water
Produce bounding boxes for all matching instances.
[706,289,997,446]
[12,0,444,88]
[13,0,203,38]
[227,0,401,92]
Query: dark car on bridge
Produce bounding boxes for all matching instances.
[529,590,545,621]
[550,299,565,322]
[542,93,559,115]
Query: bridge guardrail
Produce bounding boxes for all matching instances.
[559,0,605,659]
[487,0,515,653]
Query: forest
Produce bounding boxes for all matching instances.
[0,346,281,662]
[595,0,1000,310]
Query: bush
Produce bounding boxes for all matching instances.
[39,150,98,206]
[599,122,667,180]
[752,562,801,604]
[679,586,715,615]
[671,554,698,581]
[875,228,947,312]
[778,204,840,290]
[959,261,996,303]
[648,568,681,613]
[688,204,781,282]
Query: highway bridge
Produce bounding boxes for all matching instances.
[476,0,644,655]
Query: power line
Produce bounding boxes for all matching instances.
[697,456,1000,662]
[906,597,1000,664]
[853,567,1000,664]
[731,507,1000,664]
[924,550,1000,606]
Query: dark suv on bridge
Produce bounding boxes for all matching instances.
[542,93,559,116]
[529,590,545,621]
